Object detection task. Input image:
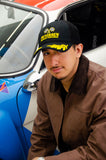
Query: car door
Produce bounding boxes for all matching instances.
[58,0,106,66]
[0,1,48,159]
[17,52,47,149]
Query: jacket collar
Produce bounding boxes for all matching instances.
[50,55,89,95]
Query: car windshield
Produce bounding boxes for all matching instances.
[0,4,43,74]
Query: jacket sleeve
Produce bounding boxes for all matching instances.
[27,80,57,160]
[45,89,106,160]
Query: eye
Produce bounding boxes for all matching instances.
[43,52,50,56]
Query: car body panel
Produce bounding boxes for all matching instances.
[0,74,31,159]
[0,77,25,127]
[15,0,80,11]
[85,44,106,67]
[0,110,26,160]
[0,1,48,159]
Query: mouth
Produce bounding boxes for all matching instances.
[51,67,63,74]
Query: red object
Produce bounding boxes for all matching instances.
[14,0,79,11]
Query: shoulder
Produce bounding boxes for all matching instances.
[37,71,52,93]
[87,61,106,115]
[87,61,106,105]
[87,61,106,90]
[88,61,106,81]
[39,71,52,85]
[87,61,106,98]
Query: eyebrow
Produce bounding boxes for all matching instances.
[42,49,48,52]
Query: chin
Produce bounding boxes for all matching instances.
[51,72,66,80]
[54,75,65,80]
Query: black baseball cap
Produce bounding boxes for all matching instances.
[34,20,81,55]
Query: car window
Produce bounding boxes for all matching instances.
[0,4,43,74]
[0,4,34,57]
[59,0,106,53]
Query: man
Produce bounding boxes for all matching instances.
[28,20,106,160]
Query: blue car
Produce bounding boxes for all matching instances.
[0,1,47,159]
[0,0,106,160]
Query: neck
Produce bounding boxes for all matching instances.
[61,60,79,92]
[61,76,74,92]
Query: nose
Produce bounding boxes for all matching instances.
[50,53,59,66]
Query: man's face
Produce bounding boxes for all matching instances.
[42,44,83,82]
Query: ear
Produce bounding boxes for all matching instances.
[75,43,83,58]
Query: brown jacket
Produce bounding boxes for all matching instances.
[28,56,106,160]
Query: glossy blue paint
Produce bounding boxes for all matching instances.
[0,73,31,125]
[17,87,31,123]
[0,71,32,159]
[0,110,26,160]
[23,127,32,157]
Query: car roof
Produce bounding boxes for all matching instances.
[14,0,80,11]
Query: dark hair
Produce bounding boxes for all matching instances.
[72,44,77,50]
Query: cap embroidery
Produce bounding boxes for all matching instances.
[41,33,59,42]
[41,27,59,42]
[44,27,55,34]
[47,44,68,51]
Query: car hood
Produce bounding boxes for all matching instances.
[14,0,80,11]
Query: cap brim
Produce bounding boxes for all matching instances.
[34,43,72,55]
